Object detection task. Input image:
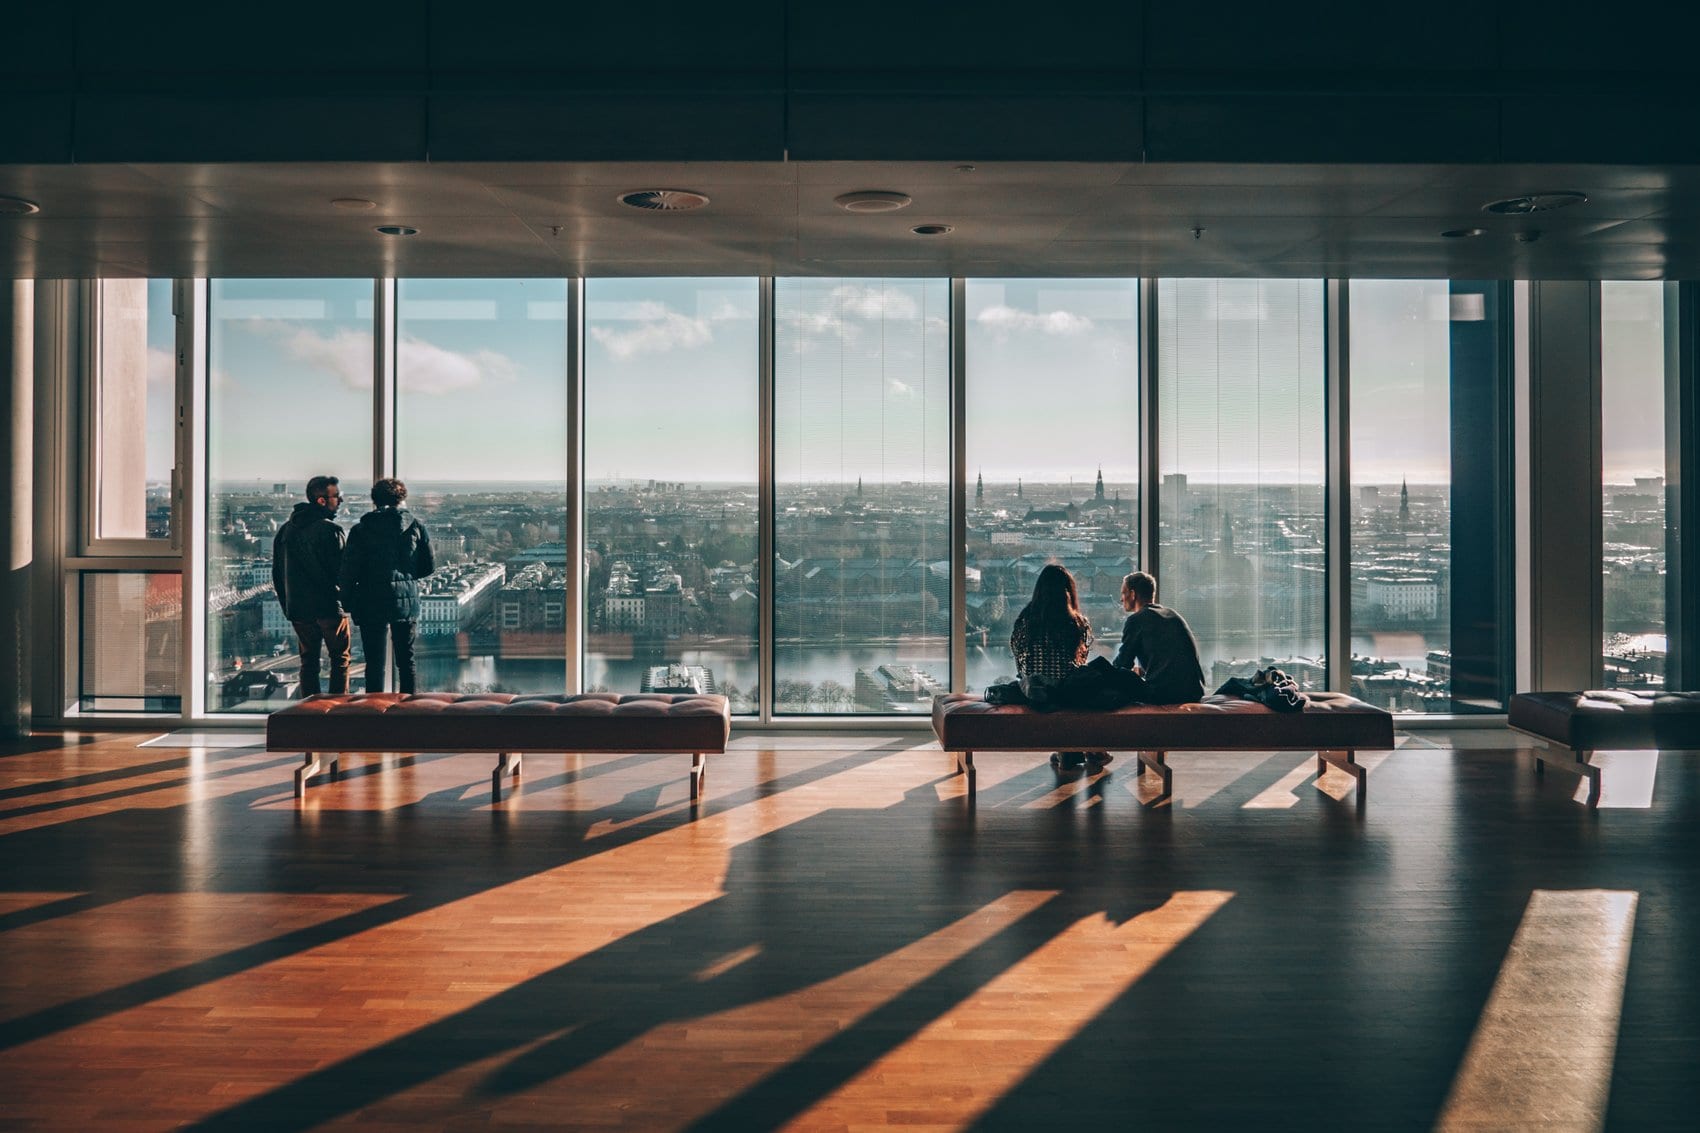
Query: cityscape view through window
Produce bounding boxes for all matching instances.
[184,275,1532,717]
[1601,280,1668,688]
[93,279,176,542]
[964,278,1139,686]
[1158,279,1328,691]
[585,278,760,711]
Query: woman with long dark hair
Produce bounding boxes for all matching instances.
[1010,563,1092,685]
[1008,564,1109,769]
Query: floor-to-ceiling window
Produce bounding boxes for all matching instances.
[395,279,570,695]
[206,280,373,712]
[964,278,1139,686]
[1601,280,1667,688]
[1157,278,1327,689]
[91,279,176,544]
[584,278,760,710]
[1349,281,1455,711]
[773,278,950,713]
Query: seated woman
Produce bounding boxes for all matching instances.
[1009,564,1108,768]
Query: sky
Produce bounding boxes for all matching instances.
[200,275,1670,489]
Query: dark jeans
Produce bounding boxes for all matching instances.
[291,616,351,697]
[360,620,418,694]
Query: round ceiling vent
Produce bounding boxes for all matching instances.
[1482,191,1588,215]
[374,224,419,237]
[331,197,377,211]
[618,189,710,211]
[835,190,913,213]
[1441,227,1484,239]
[0,195,41,217]
[911,223,954,236]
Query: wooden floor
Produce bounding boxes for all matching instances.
[0,729,1694,1131]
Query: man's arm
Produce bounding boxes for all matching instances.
[414,525,436,579]
[1111,614,1141,670]
[271,529,288,611]
[335,527,360,612]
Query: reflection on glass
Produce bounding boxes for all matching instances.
[964,279,1139,688]
[774,279,950,714]
[584,279,760,711]
[94,280,176,541]
[397,279,569,696]
[1157,279,1326,689]
[79,572,182,712]
[1601,281,1666,688]
[206,280,373,713]
[1349,280,1454,711]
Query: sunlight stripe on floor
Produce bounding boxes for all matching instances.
[1574,752,1658,809]
[1434,889,1638,1133]
[780,890,1234,1132]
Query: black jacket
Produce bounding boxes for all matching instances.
[1112,604,1207,704]
[338,507,436,625]
[272,502,346,621]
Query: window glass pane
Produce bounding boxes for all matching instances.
[774,278,950,714]
[94,279,175,540]
[1157,279,1326,689]
[964,279,1138,686]
[207,280,373,713]
[1601,280,1666,688]
[396,279,569,696]
[1349,281,1455,710]
[584,279,759,711]
[79,572,182,712]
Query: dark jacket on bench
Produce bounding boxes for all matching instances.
[1112,605,1206,705]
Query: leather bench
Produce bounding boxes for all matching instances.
[267,692,731,800]
[932,692,1394,805]
[1509,690,1700,807]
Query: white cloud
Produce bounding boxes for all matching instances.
[589,301,714,360]
[251,319,518,396]
[830,284,920,322]
[398,337,518,395]
[146,346,175,387]
[889,379,914,397]
[975,305,1095,337]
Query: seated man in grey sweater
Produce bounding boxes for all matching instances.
[1112,571,1207,705]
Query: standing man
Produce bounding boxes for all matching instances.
[339,477,435,694]
[272,475,350,697]
[1113,571,1206,704]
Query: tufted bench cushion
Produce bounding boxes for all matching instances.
[1509,690,1700,806]
[932,691,1393,804]
[268,692,730,798]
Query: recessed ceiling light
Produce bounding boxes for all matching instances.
[332,198,377,211]
[835,190,913,213]
[911,223,953,236]
[0,195,41,217]
[1482,191,1588,215]
[1441,227,1484,238]
[618,189,710,211]
[375,224,419,237]
[954,164,977,173]
[1515,229,1544,244]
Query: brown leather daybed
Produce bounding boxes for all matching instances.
[932,692,1394,805]
[267,692,731,800]
[1509,690,1700,807]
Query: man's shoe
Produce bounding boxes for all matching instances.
[1084,751,1114,768]
[1050,751,1088,769]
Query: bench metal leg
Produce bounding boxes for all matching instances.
[1135,750,1172,806]
[295,752,320,798]
[1534,747,1602,808]
[492,751,521,801]
[956,750,975,776]
[1318,749,1367,801]
[690,752,706,800]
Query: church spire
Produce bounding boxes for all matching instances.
[1095,465,1105,500]
[976,469,984,503]
[1399,477,1410,521]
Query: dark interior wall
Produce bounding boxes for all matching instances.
[4,1,1700,166]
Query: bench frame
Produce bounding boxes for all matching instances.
[1507,727,1603,808]
[292,747,709,801]
[952,746,1369,806]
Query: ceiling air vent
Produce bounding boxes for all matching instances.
[1482,191,1588,215]
[835,190,913,213]
[618,189,710,212]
